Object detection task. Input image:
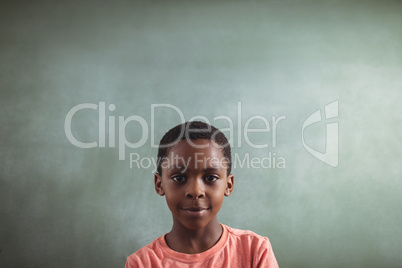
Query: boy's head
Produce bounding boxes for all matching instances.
[154,121,234,231]
[157,121,232,176]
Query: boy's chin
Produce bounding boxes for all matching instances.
[175,217,219,231]
[174,219,206,230]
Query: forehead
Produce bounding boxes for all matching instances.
[168,139,223,157]
[163,139,227,170]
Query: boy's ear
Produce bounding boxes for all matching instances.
[154,173,165,196]
[224,174,234,196]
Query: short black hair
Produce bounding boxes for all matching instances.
[157,121,231,175]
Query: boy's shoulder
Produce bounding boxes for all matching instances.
[125,235,165,267]
[225,224,266,237]
[224,224,272,249]
[130,235,164,256]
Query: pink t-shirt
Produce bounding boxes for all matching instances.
[125,224,279,268]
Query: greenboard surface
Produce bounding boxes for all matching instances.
[1,1,401,267]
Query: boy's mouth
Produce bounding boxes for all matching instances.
[183,207,208,211]
[181,207,210,217]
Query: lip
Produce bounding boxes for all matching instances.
[181,207,209,217]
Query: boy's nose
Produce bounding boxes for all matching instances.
[185,179,205,199]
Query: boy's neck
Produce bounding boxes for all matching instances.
[165,218,223,254]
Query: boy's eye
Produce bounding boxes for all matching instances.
[204,175,218,182]
[172,175,186,183]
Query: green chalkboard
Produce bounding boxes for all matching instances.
[1,1,401,267]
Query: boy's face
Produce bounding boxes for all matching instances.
[154,139,234,230]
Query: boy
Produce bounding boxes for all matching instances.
[125,121,279,267]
